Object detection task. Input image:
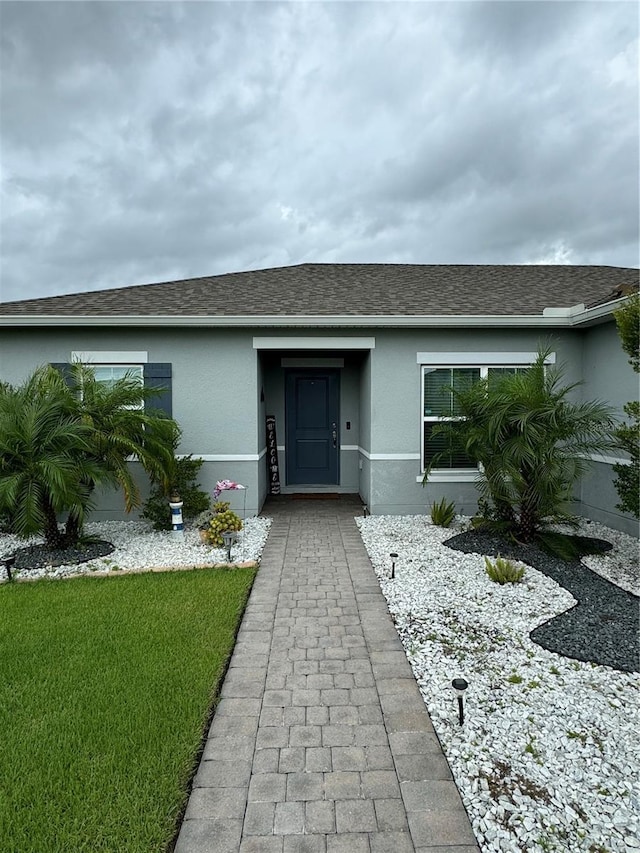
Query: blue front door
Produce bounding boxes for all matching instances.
[285,370,340,485]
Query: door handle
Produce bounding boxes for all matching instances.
[332,423,337,448]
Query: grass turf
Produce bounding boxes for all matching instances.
[0,567,256,852]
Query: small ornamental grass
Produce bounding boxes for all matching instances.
[484,554,525,584]
[0,567,256,853]
[430,497,456,528]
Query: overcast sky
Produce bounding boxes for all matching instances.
[0,1,638,303]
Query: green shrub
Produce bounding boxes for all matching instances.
[613,401,640,520]
[484,555,525,584]
[430,497,456,528]
[423,347,615,542]
[142,455,210,530]
[0,364,178,547]
[613,293,639,519]
[204,508,243,547]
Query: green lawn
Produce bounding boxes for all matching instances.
[0,567,256,853]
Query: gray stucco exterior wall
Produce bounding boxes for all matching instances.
[1,318,637,534]
[365,328,585,516]
[0,326,264,517]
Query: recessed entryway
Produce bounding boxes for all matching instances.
[285,369,340,485]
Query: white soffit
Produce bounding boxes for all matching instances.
[416,351,556,364]
[254,336,375,350]
[72,351,149,363]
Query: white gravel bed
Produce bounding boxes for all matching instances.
[580,520,640,595]
[0,517,272,581]
[356,514,640,853]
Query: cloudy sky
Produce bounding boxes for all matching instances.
[0,1,638,303]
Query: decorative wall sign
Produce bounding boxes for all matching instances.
[266,415,281,495]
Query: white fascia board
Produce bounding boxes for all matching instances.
[0,314,575,328]
[543,303,585,317]
[568,297,631,327]
[0,304,623,328]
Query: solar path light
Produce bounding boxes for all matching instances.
[222,531,237,563]
[389,552,398,579]
[1,555,15,583]
[451,678,469,725]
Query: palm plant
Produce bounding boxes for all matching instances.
[0,372,113,548]
[58,363,179,542]
[424,349,615,541]
[0,364,179,548]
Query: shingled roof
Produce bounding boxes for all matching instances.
[1,263,638,317]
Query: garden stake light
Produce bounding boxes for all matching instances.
[363,505,369,517]
[452,678,469,725]
[389,552,398,579]
[1,555,15,582]
[222,531,237,563]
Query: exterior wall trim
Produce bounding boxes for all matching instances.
[587,453,631,466]
[357,447,420,461]
[72,350,149,363]
[419,472,479,483]
[176,450,267,462]
[254,336,376,349]
[416,351,556,365]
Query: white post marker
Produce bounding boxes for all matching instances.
[169,495,184,539]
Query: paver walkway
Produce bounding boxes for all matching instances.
[175,496,479,853]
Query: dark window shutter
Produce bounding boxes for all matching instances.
[144,363,172,418]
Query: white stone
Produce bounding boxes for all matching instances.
[356,514,640,853]
[1,517,272,581]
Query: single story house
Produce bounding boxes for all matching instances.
[1,263,638,534]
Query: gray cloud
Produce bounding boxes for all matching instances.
[1,1,637,303]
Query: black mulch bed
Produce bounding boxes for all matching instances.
[446,530,640,674]
[6,540,115,572]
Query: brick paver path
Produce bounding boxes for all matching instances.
[175,496,479,853]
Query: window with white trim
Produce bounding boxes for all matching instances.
[85,365,144,409]
[57,355,172,418]
[421,363,532,474]
[93,364,143,389]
